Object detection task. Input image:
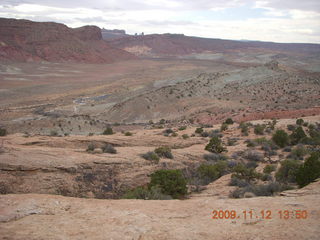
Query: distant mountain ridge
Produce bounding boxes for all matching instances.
[0,18,136,63]
[106,33,320,57]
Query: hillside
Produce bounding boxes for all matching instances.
[0,18,136,63]
[106,33,320,57]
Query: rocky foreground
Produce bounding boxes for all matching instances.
[0,180,320,240]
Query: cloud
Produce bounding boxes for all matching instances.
[0,1,319,43]
[255,0,320,12]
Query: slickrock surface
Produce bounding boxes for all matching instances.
[0,181,319,240]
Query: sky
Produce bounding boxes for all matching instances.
[0,0,320,43]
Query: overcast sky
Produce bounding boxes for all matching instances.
[1,0,319,43]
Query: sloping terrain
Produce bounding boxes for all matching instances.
[107,33,320,57]
[0,180,319,240]
[0,18,136,63]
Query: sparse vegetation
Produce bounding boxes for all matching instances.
[123,185,172,200]
[197,161,228,184]
[276,159,300,183]
[86,143,95,152]
[103,127,114,135]
[224,118,234,125]
[195,127,203,134]
[149,169,187,199]
[50,130,58,136]
[142,151,160,163]
[182,134,189,139]
[290,126,307,145]
[155,146,173,159]
[296,118,304,126]
[205,136,227,153]
[102,144,117,154]
[263,164,276,174]
[124,131,133,136]
[296,152,320,187]
[272,130,289,148]
[254,124,266,135]
[220,123,228,131]
[0,128,7,136]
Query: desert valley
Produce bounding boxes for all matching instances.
[0,17,320,239]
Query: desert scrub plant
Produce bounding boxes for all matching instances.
[205,136,227,153]
[103,127,114,135]
[254,124,266,135]
[124,131,133,136]
[50,130,58,136]
[296,118,304,126]
[178,126,187,131]
[275,159,300,183]
[141,151,160,163]
[0,128,7,136]
[159,119,166,124]
[220,123,228,131]
[149,169,187,199]
[243,150,264,162]
[197,161,228,184]
[195,127,204,134]
[227,138,238,146]
[272,130,289,148]
[86,143,95,152]
[162,128,174,136]
[290,126,307,145]
[239,122,249,136]
[296,152,320,187]
[182,134,189,139]
[102,144,117,154]
[230,182,291,198]
[155,146,173,159]
[288,145,308,160]
[224,118,234,125]
[263,164,276,174]
[123,185,172,200]
[203,153,228,162]
[231,164,262,182]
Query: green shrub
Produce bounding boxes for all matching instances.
[290,126,307,145]
[155,146,173,159]
[225,118,234,125]
[254,124,266,135]
[230,182,291,198]
[178,126,187,131]
[86,143,95,152]
[289,145,308,160]
[124,131,133,136]
[272,130,289,148]
[239,122,249,136]
[182,134,189,139]
[231,164,262,182]
[103,127,114,135]
[0,128,7,136]
[244,150,264,162]
[220,123,228,131]
[159,119,166,124]
[276,159,300,183]
[203,153,228,162]
[296,118,304,126]
[102,144,117,154]
[205,136,227,153]
[197,161,228,184]
[142,151,160,163]
[296,152,320,187]
[263,164,276,174]
[149,169,187,199]
[195,127,204,134]
[123,185,172,200]
[50,130,58,136]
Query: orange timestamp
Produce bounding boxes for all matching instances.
[211,209,308,220]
